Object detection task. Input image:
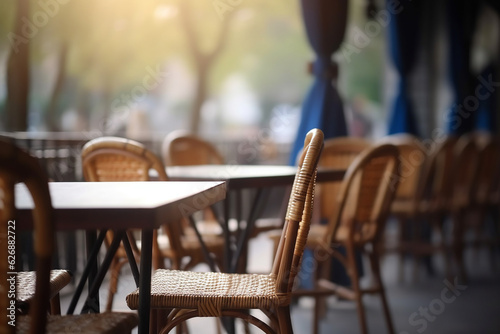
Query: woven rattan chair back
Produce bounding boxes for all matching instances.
[416,136,458,213]
[327,143,400,245]
[316,137,371,224]
[81,137,184,309]
[381,134,426,203]
[271,129,324,293]
[81,137,176,247]
[0,140,54,334]
[82,136,168,182]
[473,133,500,205]
[162,130,224,166]
[451,135,479,210]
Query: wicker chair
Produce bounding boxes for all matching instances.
[378,134,427,280]
[163,131,282,273]
[162,130,224,236]
[270,137,371,250]
[0,140,138,334]
[268,137,371,319]
[448,135,481,281]
[314,137,371,241]
[0,144,72,318]
[410,136,458,279]
[472,134,500,264]
[297,143,400,334]
[162,130,225,167]
[81,137,225,311]
[126,128,324,334]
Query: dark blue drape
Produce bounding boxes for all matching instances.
[387,0,421,135]
[475,65,497,133]
[292,0,353,289]
[446,0,479,135]
[289,0,348,165]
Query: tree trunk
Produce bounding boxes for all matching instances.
[47,43,68,132]
[180,0,233,135]
[189,63,209,134]
[6,0,30,131]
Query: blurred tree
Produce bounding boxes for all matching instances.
[178,0,235,133]
[0,0,318,134]
[5,0,30,131]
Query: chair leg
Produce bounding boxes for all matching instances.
[312,257,329,334]
[346,244,368,334]
[106,258,126,311]
[397,217,407,282]
[50,294,62,315]
[368,250,395,334]
[313,296,321,334]
[276,306,294,334]
[452,212,468,283]
[412,217,424,282]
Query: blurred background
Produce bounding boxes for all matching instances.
[0,0,389,152]
[0,0,498,164]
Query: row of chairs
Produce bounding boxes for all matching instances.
[1,129,325,334]
[88,131,401,334]
[6,130,497,333]
[387,133,500,282]
[282,132,500,334]
[280,136,397,334]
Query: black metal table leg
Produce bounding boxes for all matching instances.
[187,216,218,272]
[138,229,153,334]
[81,230,126,314]
[67,229,107,315]
[231,188,266,273]
[121,232,140,286]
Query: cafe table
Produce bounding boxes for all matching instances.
[15,181,226,334]
[165,165,344,273]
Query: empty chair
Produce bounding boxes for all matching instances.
[378,134,427,280]
[162,130,224,166]
[81,136,225,310]
[269,136,371,318]
[126,128,324,334]
[0,144,72,316]
[163,130,280,272]
[451,133,500,277]
[409,136,458,279]
[449,135,480,281]
[275,137,371,252]
[0,140,138,334]
[472,134,500,259]
[297,143,400,334]
[162,131,225,233]
[314,137,372,242]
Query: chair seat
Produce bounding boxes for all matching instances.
[136,234,225,257]
[16,270,72,310]
[17,312,138,333]
[126,270,284,316]
[390,198,417,215]
[306,224,376,246]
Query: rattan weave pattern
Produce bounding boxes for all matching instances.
[16,270,72,303]
[16,312,139,334]
[125,129,324,332]
[127,270,281,316]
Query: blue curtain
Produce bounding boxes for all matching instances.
[445,0,479,135]
[476,64,499,133]
[387,0,421,135]
[289,0,348,165]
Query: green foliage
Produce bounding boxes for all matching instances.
[0,0,385,130]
